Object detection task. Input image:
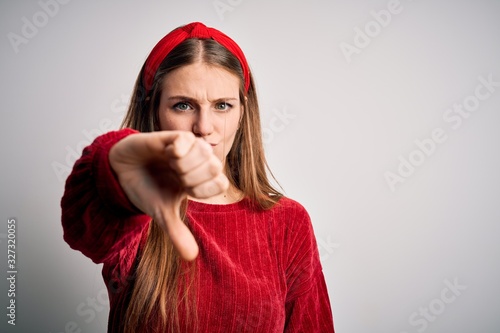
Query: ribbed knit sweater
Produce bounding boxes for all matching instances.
[61,129,334,332]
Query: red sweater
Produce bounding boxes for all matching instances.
[61,129,334,332]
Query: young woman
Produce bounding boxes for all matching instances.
[61,22,334,332]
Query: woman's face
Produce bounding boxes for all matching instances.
[158,62,243,162]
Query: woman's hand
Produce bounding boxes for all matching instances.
[109,131,229,261]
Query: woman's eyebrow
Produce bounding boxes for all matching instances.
[167,96,238,102]
[209,97,239,104]
[167,95,196,102]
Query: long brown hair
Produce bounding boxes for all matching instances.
[122,37,282,332]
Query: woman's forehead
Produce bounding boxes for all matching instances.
[162,62,241,99]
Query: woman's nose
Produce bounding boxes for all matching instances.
[192,110,214,137]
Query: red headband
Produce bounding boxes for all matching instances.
[143,22,250,94]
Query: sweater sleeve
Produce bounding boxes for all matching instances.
[283,201,335,332]
[60,129,150,268]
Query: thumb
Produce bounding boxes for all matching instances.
[157,195,199,261]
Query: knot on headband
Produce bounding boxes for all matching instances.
[143,22,250,95]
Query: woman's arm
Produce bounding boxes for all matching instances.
[284,269,335,332]
[61,129,150,266]
[282,201,335,332]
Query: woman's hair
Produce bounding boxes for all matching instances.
[121,37,282,332]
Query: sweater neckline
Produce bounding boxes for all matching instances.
[187,197,251,212]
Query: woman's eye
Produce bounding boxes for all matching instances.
[173,102,191,111]
[215,102,232,111]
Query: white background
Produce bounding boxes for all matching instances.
[1,0,500,332]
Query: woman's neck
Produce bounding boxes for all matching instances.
[188,185,244,205]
